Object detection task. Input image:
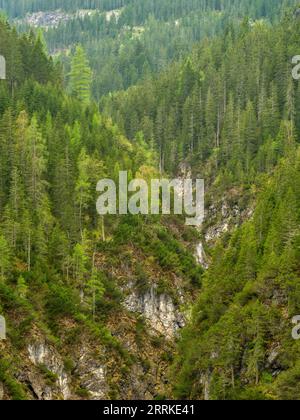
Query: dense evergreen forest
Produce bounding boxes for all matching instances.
[0,0,300,401]
[4,0,296,19]
[102,10,300,176]
[102,7,300,399]
[12,0,299,98]
[0,0,130,17]
[0,16,203,399]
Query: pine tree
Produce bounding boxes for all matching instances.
[75,148,92,240]
[69,45,92,105]
[72,241,88,295]
[0,234,10,281]
[86,269,105,320]
[16,275,28,298]
[241,101,258,176]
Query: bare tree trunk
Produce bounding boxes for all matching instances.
[102,216,106,242]
[92,290,96,321]
[79,193,83,241]
[256,365,259,385]
[231,366,235,388]
[216,107,221,148]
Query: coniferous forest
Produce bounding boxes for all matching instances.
[0,0,300,401]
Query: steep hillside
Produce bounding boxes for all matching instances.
[1,2,300,401]
[102,10,300,177]
[102,9,300,399]
[173,150,300,400]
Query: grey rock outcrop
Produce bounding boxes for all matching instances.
[195,241,209,269]
[28,342,71,400]
[124,286,185,339]
[75,348,107,400]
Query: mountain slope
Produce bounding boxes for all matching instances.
[3,0,298,99]
[102,8,300,400]
[0,18,202,400]
[1,2,300,401]
[173,149,300,400]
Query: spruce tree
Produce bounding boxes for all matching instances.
[69,45,92,105]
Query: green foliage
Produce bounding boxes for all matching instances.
[0,358,27,400]
[69,46,92,104]
[46,283,80,320]
[39,364,59,386]
[16,276,28,298]
[76,386,91,398]
[0,1,300,402]
[173,149,300,400]
[0,234,10,281]
[103,8,300,177]
[14,0,297,100]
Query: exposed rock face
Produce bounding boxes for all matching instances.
[105,9,122,22]
[0,315,6,339]
[204,198,253,243]
[119,364,154,400]
[22,11,71,28]
[205,221,229,242]
[3,265,187,401]
[266,346,282,376]
[18,9,95,28]
[18,8,123,29]
[195,241,209,269]
[201,373,211,401]
[75,349,107,400]
[124,286,185,339]
[294,8,300,18]
[28,342,71,400]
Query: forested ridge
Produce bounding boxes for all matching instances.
[173,148,300,400]
[11,0,299,98]
[0,0,130,17]
[0,0,300,401]
[102,10,300,178]
[103,8,300,399]
[4,0,296,19]
[0,16,203,399]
